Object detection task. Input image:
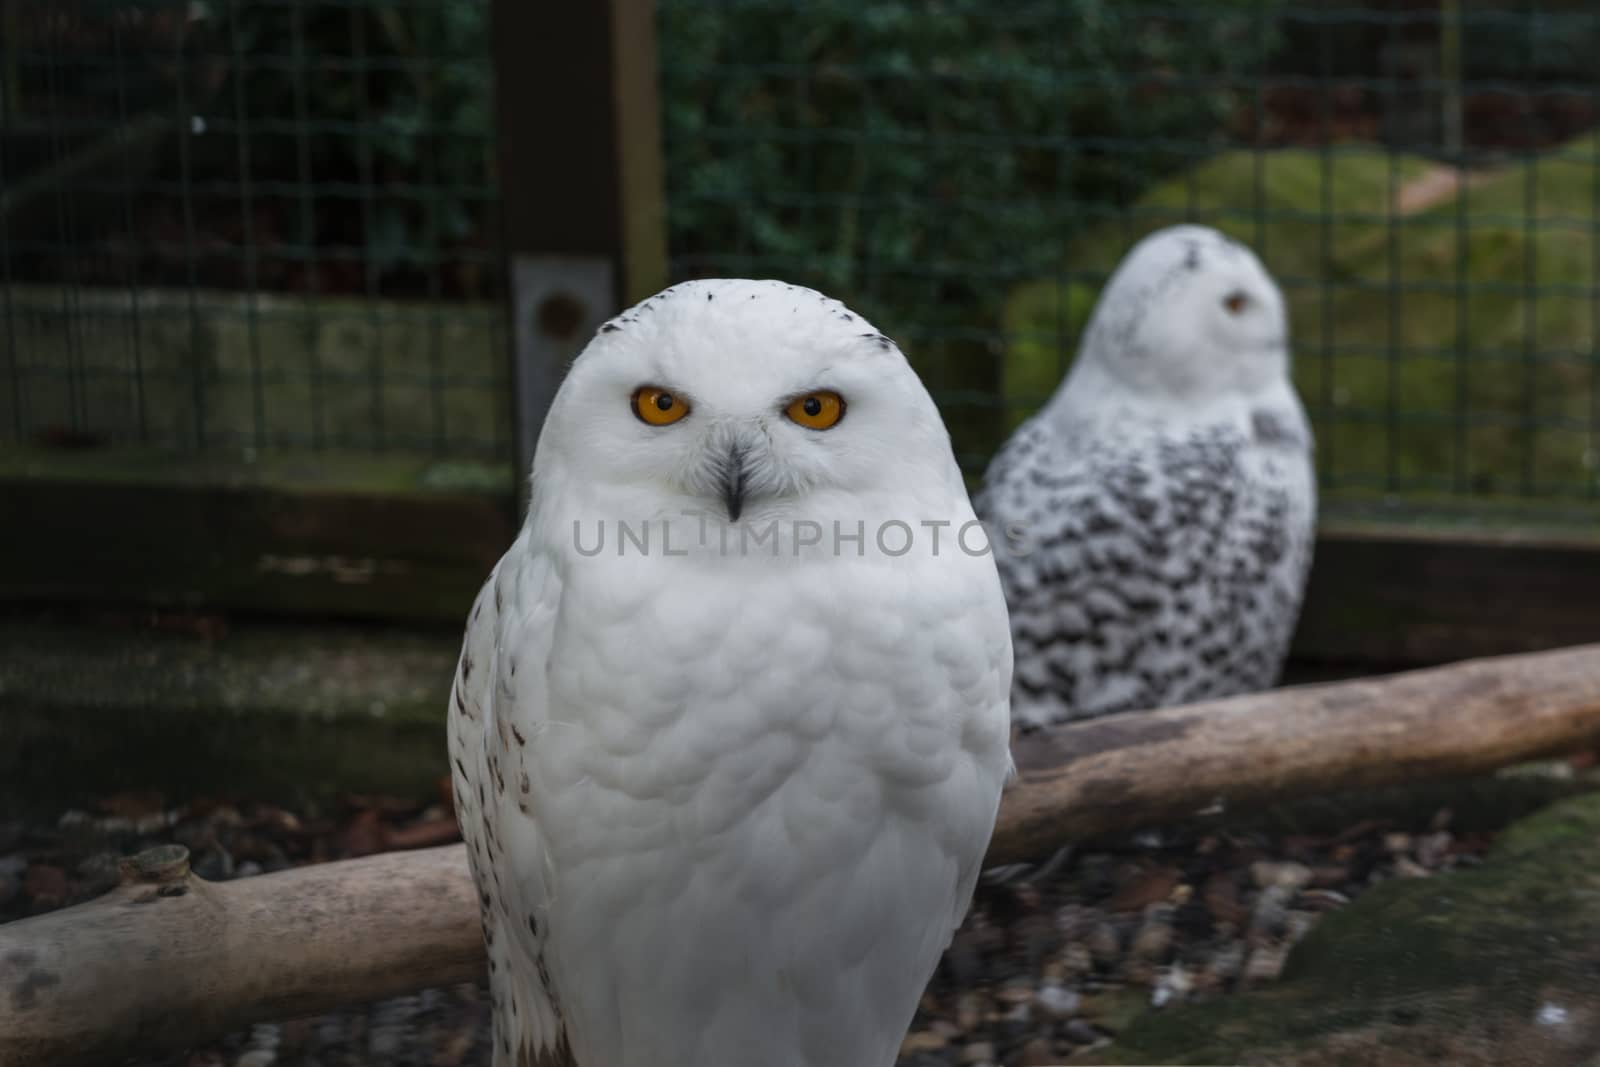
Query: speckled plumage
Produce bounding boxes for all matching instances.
[449,279,1013,1067]
[977,226,1316,729]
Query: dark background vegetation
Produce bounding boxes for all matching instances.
[6,0,1600,480]
[11,1,1599,295]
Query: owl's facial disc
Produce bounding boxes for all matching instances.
[541,279,963,527]
[1082,225,1290,400]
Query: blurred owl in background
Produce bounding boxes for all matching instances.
[978,225,1316,729]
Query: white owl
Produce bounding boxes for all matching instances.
[448,279,1013,1067]
[977,225,1317,730]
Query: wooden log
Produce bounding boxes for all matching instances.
[0,844,483,1067]
[4,643,1600,1065]
[992,641,1600,865]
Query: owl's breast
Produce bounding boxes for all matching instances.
[509,545,1010,1066]
[531,546,1008,830]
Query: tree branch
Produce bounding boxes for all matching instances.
[5,643,1600,1065]
[0,844,483,1066]
[991,642,1600,864]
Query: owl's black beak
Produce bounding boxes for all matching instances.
[720,441,748,522]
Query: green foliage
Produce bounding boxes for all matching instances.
[660,0,1286,288]
[8,0,495,293]
[1458,0,1600,82]
[201,0,494,272]
[658,0,1287,466]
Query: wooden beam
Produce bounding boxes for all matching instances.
[490,0,666,292]
[492,0,668,507]
[0,448,514,623]
[1292,517,1600,669]
[609,0,669,307]
[3,444,1598,662]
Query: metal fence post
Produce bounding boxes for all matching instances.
[493,0,668,513]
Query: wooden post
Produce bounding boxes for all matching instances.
[1438,0,1463,157]
[492,0,668,511]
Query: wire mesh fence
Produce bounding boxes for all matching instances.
[659,0,1600,508]
[0,0,508,460]
[4,1,1600,510]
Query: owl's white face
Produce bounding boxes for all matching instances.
[1081,224,1290,401]
[534,279,960,524]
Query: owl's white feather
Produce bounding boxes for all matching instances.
[449,279,1013,1067]
[977,225,1317,729]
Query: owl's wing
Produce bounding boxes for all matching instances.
[983,414,1313,728]
[977,420,1177,727]
[448,534,571,1067]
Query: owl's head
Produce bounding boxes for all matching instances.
[534,279,961,522]
[1075,224,1289,403]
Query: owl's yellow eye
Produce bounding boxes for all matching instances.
[784,391,846,431]
[631,386,690,426]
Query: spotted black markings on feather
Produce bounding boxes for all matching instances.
[983,415,1309,721]
[1183,240,1201,270]
[511,723,526,745]
[536,956,559,1006]
[1251,407,1303,447]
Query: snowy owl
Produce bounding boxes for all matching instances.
[448,279,1013,1067]
[977,225,1316,730]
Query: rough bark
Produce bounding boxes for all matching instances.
[0,844,483,1067]
[991,642,1600,864]
[5,643,1600,1065]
